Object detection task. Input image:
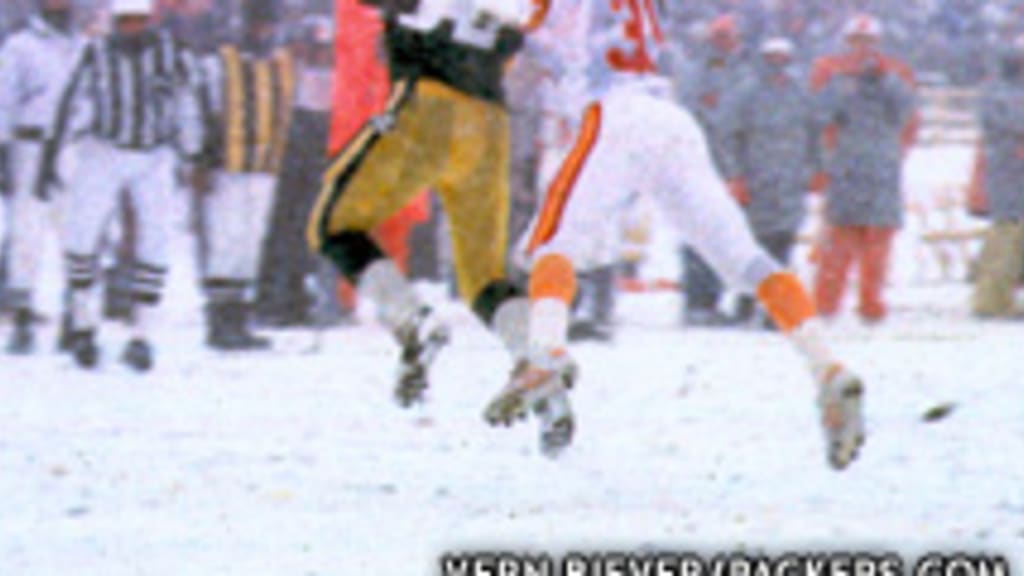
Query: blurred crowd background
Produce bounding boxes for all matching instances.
[6,0,1024,85]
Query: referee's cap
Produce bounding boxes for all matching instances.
[760,37,795,56]
[110,0,153,17]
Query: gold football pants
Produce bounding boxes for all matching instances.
[308,78,510,304]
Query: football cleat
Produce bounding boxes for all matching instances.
[122,339,154,373]
[817,364,866,470]
[484,350,578,457]
[57,312,74,353]
[72,330,100,369]
[6,309,35,355]
[394,307,450,408]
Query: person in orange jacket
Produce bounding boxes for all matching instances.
[809,14,918,324]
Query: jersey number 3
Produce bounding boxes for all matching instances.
[606,0,664,73]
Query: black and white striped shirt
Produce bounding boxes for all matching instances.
[52,28,203,155]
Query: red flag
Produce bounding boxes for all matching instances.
[330,0,390,154]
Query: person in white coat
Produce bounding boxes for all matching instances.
[0,0,84,354]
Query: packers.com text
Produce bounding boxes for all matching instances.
[439,552,1010,576]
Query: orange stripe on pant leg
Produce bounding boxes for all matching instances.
[526,103,603,255]
[529,254,577,304]
[757,272,817,333]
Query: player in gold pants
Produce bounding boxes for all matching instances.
[310,78,511,305]
[308,74,529,408]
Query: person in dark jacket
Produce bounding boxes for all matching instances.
[195,0,295,350]
[972,40,1024,318]
[720,37,821,326]
[673,13,751,326]
[255,15,341,328]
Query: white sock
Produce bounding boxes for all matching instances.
[492,296,530,359]
[358,259,422,332]
[71,286,99,333]
[789,318,838,381]
[133,303,159,341]
[529,297,570,354]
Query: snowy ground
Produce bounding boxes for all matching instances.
[1,146,1023,574]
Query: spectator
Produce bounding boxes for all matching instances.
[194,0,294,350]
[255,14,339,327]
[158,0,226,53]
[1,0,33,39]
[720,37,821,326]
[812,14,918,324]
[972,39,1024,318]
[0,0,85,353]
[673,13,751,326]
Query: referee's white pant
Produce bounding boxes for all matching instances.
[63,139,174,340]
[5,137,65,313]
[201,171,276,305]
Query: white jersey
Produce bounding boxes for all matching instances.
[392,0,532,49]
[0,16,84,143]
[528,0,669,113]
[520,0,781,294]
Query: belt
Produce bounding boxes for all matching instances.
[14,126,46,141]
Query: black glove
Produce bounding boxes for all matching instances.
[0,145,11,198]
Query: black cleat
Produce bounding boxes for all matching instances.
[207,302,272,352]
[209,330,272,352]
[57,312,74,353]
[683,308,737,328]
[568,320,614,342]
[393,307,449,408]
[7,309,35,355]
[122,339,154,372]
[72,330,100,369]
[395,364,428,408]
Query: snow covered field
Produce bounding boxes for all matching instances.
[1,146,1022,574]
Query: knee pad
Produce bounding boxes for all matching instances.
[319,231,385,284]
[472,279,524,326]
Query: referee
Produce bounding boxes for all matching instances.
[44,0,204,371]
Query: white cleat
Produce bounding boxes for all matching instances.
[394,307,450,408]
[817,364,866,470]
[484,350,578,457]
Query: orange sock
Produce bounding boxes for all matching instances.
[528,253,577,352]
[338,280,357,311]
[757,272,817,333]
[529,253,577,304]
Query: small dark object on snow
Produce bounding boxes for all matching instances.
[122,339,154,372]
[921,402,957,423]
[72,331,100,369]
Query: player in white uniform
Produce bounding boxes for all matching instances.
[486,0,867,470]
[0,0,84,354]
